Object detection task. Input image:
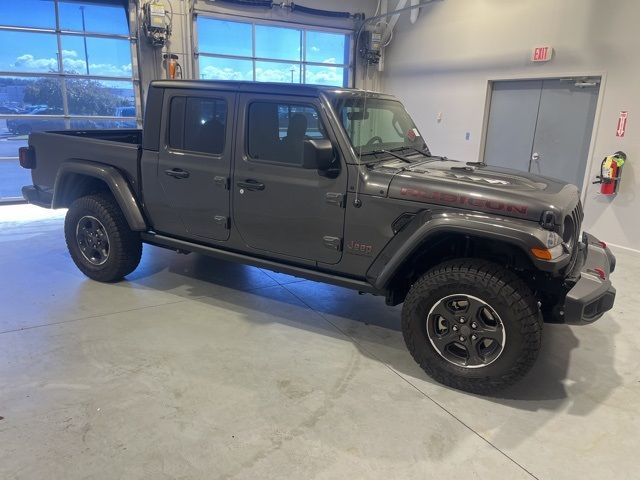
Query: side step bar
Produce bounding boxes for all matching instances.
[140,233,380,294]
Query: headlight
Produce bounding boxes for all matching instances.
[531,231,565,260]
[545,231,562,248]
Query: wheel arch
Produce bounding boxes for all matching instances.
[367,210,552,305]
[52,160,147,231]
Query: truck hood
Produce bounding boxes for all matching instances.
[373,158,580,224]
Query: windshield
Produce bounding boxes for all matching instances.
[334,96,428,156]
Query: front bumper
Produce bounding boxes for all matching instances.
[562,232,616,325]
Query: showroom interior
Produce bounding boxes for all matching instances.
[0,0,638,478]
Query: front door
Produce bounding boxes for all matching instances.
[233,94,347,265]
[155,89,234,241]
[483,78,600,188]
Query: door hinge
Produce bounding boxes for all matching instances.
[214,176,229,189]
[325,192,344,207]
[323,236,342,251]
[213,215,229,229]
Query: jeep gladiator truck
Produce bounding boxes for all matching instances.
[20,80,616,394]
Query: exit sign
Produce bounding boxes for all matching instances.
[531,46,553,62]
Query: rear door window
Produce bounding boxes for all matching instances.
[169,96,227,155]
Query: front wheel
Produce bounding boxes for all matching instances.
[401,259,542,395]
[65,193,142,282]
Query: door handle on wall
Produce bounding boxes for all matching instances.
[165,168,190,179]
[237,179,265,191]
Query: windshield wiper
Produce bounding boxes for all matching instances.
[390,146,450,162]
[389,146,430,157]
[360,149,412,165]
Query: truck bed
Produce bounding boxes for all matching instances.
[27,129,143,203]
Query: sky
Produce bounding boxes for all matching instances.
[0,1,131,77]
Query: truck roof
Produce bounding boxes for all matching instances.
[149,80,396,100]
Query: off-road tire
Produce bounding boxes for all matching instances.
[401,259,542,395]
[65,193,142,282]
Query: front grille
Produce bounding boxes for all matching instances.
[565,200,584,272]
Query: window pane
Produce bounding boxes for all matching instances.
[199,57,252,81]
[0,134,32,199]
[0,76,63,116]
[305,65,347,87]
[197,18,252,57]
[255,61,300,84]
[248,102,324,165]
[183,97,227,154]
[65,79,134,116]
[58,1,129,35]
[337,98,424,152]
[0,0,56,29]
[278,105,325,140]
[305,31,348,64]
[0,31,59,74]
[255,26,301,61]
[62,36,132,77]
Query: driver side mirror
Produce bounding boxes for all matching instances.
[302,139,339,176]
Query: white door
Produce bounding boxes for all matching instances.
[483,78,600,189]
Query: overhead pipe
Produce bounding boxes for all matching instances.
[355,0,437,52]
[355,0,437,74]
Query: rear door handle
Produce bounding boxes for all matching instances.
[164,168,190,179]
[237,179,265,191]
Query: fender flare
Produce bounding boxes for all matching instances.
[52,160,147,231]
[367,209,569,291]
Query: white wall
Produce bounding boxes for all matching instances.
[380,0,640,252]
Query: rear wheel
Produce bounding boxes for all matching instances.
[401,259,541,395]
[65,193,142,282]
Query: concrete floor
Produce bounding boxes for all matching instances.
[1,205,639,480]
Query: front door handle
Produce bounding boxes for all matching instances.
[237,179,265,191]
[165,168,190,179]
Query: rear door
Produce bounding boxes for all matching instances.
[232,93,347,265]
[155,89,234,241]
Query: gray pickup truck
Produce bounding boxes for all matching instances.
[20,80,616,394]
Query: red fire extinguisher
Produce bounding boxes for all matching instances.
[593,151,626,195]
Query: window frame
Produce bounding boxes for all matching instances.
[194,13,353,88]
[245,98,328,168]
[0,0,140,128]
[166,93,229,157]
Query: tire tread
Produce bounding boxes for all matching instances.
[64,193,142,282]
[401,258,541,395]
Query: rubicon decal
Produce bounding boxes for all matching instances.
[400,188,528,215]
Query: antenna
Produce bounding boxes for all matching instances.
[352,0,438,207]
